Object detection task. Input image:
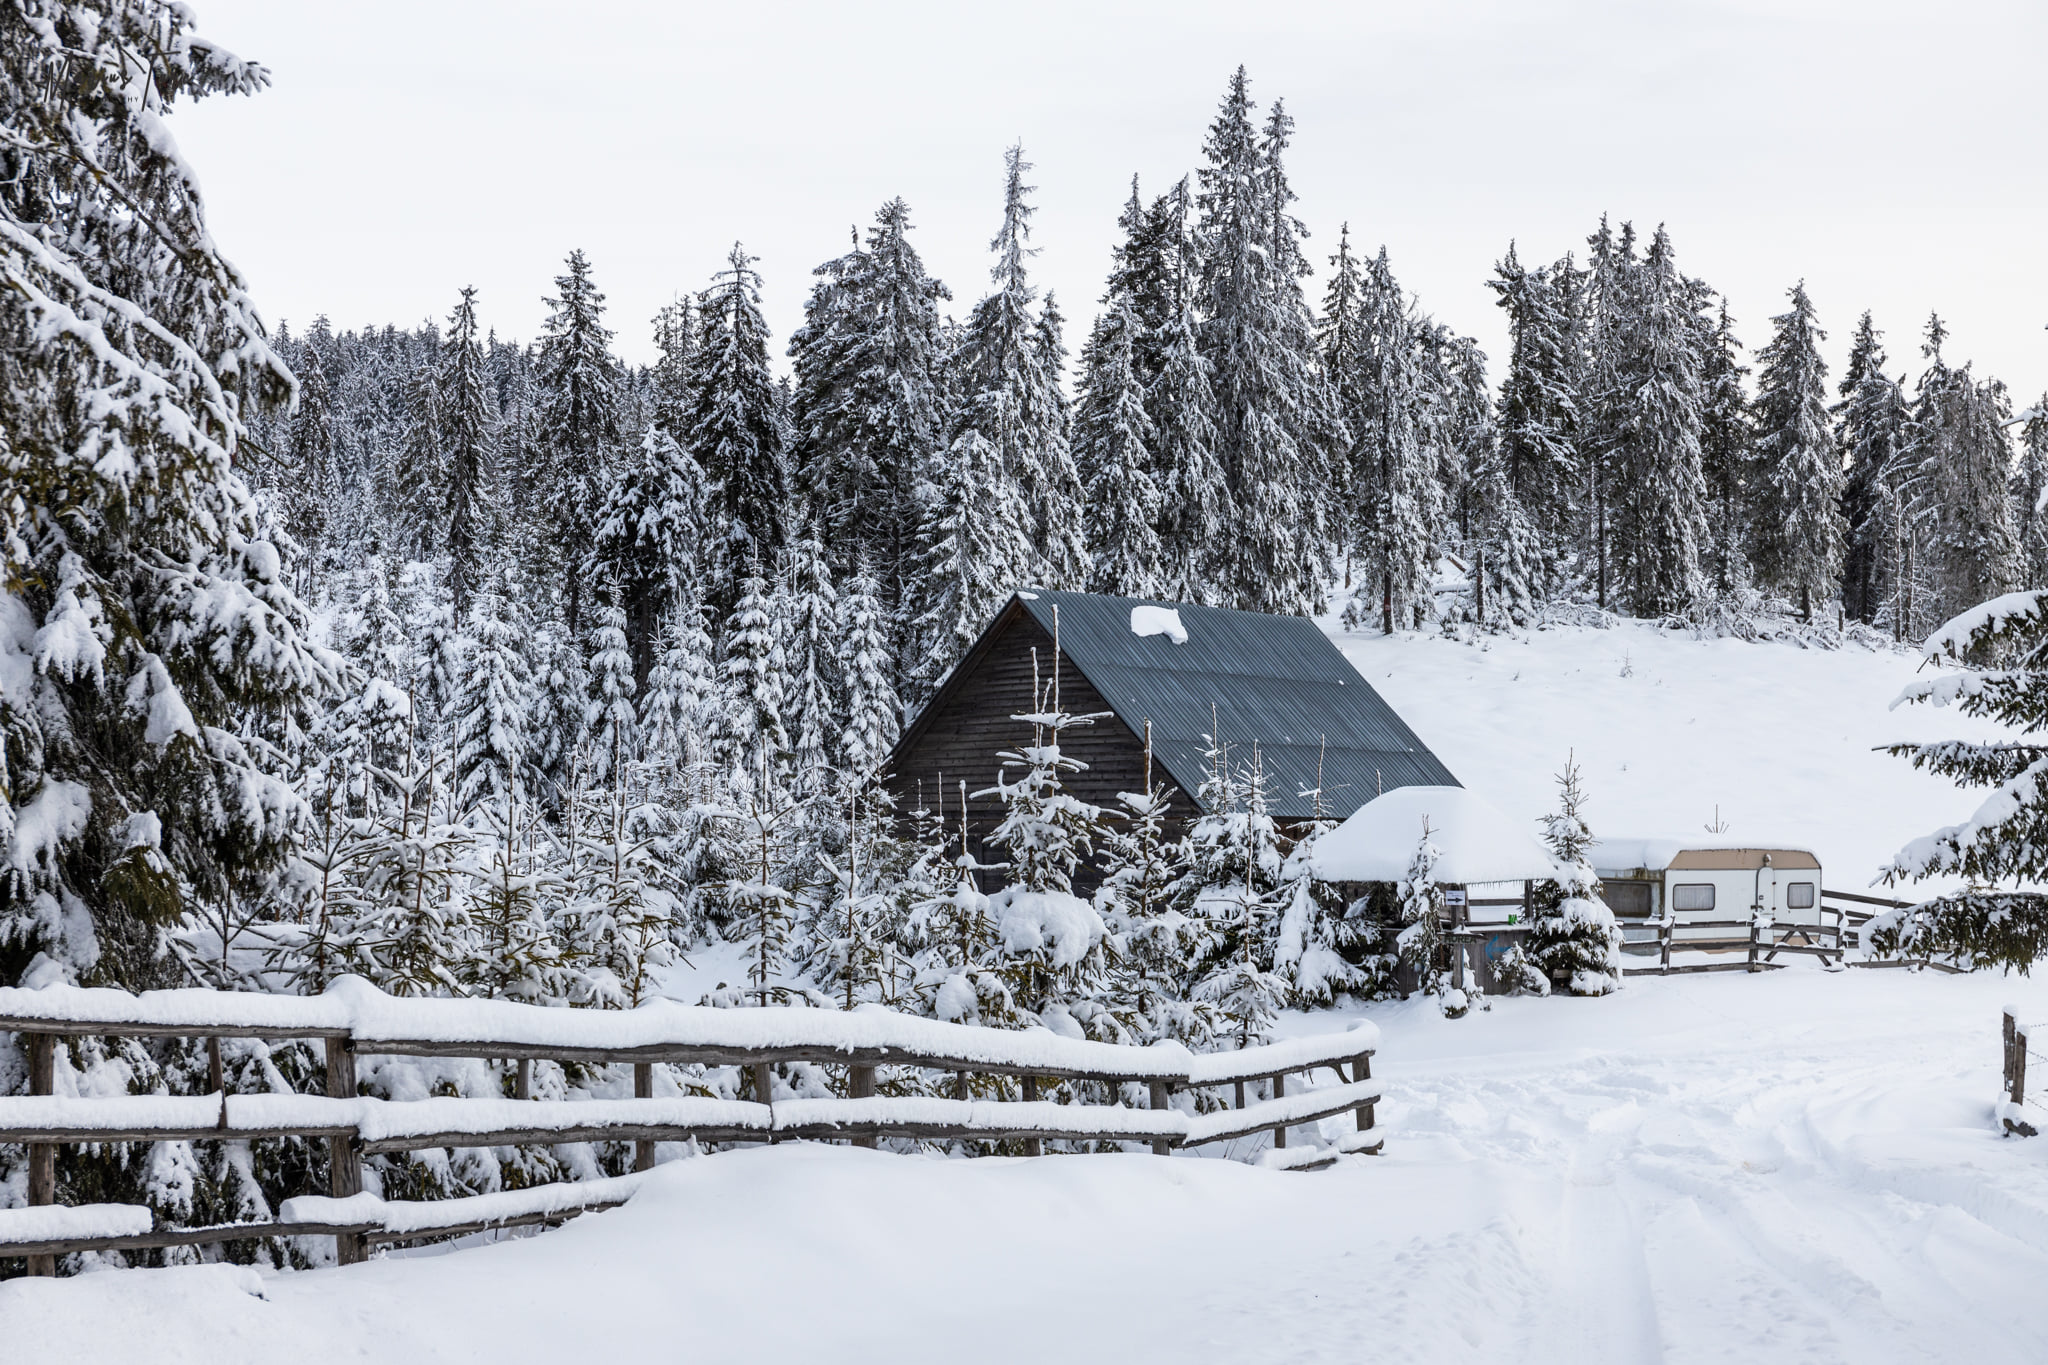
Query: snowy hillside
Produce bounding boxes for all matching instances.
[1328,618,2007,895]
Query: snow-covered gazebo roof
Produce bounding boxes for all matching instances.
[1310,785,1561,885]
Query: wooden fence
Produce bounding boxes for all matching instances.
[1610,888,1942,976]
[0,980,1381,1276]
[2002,1007,2044,1138]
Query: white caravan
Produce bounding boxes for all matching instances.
[1589,837,1824,943]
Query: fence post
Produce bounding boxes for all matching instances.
[633,1063,655,1172]
[2016,1029,2030,1111]
[515,1058,532,1101]
[1148,1080,1172,1157]
[752,1062,775,1143]
[848,1064,877,1150]
[1659,914,1672,974]
[1272,1073,1287,1149]
[1352,1053,1376,1142]
[26,1032,56,1277]
[1747,914,1761,973]
[1020,1075,1042,1157]
[324,1036,366,1266]
[2005,1010,2018,1092]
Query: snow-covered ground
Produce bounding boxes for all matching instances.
[1330,617,2005,893]
[8,967,2047,1364]
[9,622,2041,1361]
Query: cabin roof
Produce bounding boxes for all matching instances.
[899,589,1457,820]
[1312,785,1560,884]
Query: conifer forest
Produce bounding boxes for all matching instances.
[9,7,2048,1349]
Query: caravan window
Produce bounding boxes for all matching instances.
[1786,882,1816,910]
[1602,882,1653,917]
[1672,883,1715,911]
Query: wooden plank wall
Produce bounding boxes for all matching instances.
[886,612,1199,872]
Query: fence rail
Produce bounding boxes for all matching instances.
[1614,907,1847,975]
[0,979,1380,1277]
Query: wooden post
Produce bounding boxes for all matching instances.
[1659,911,1672,974]
[1272,1073,1287,1149]
[1234,1080,1245,1110]
[2005,1011,2018,1092]
[1748,913,1761,973]
[752,1061,774,1143]
[633,1063,655,1172]
[1353,1054,1376,1138]
[954,1070,968,1102]
[324,1037,366,1266]
[1148,1080,1171,1157]
[849,1064,877,1150]
[515,1058,532,1101]
[1020,1076,1042,1157]
[27,1032,56,1277]
[2015,1030,2030,1111]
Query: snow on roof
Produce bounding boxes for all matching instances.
[1128,603,1188,644]
[1590,835,1821,872]
[1311,785,1561,885]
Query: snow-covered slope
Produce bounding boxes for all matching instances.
[8,969,2048,1364]
[1328,619,2006,894]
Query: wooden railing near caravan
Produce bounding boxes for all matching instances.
[0,983,1381,1277]
[1612,888,1969,975]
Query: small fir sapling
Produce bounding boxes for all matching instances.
[1099,723,1217,1047]
[1187,743,1290,1048]
[1517,753,1622,995]
[1395,817,1455,1009]
[1274,740,1385,1004]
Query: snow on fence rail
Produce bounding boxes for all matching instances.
[2001,1007,2046,1137]
[0,979,1380,1276]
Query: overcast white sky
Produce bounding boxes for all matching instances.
[172,0,2046,399]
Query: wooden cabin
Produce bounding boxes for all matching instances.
[883,589,1457,863]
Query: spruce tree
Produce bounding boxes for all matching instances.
[451,572,532,818]
[392,358,445,560]
[835,559,900,776]
[1075,300,1164,596]
[709,567,790,797]
[440,286,500,620]
[789,199,950,597]
[589,424,712,688]
[1,0,338,986]
[1905,316,2019,627]
[583,587,639,788]
[533,249,623,635]
[2015,399,2048,589]
[1487,243,1582,572]
[1749,282,1842,618]
[778,529,841,795]
[1696,297,1750,594]
[689,243,790,588]
[1836,313,1908,625]
[1520,754,1621,995]
[906,428,1033,693]
[279,346,336,593]
[1144,178,1225,604]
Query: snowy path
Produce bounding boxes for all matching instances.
[8,969,2048,1363]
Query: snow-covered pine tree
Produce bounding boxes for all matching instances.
[778,528,841,796]
[1097,735,1213,1046]
[637,598,715,796]
[450,571,531,818]
[1,1,342,989]
[1471,446,1543,629]
[392,356,445,561]
[1076,300,1164,597]
[905,427,1033,696]
[1520,753,1621,995]
[1696,296,1751,595]
[1487,243,1582,578]
[589,424,712,687]
[1871,592,2048,969]
[1144,178,1226,605]
[975,651,1112,1032]
[789,199,950,595]
[439,287,500,619]
[947,146,1085,590]
[1342,245,1437,633]
[1606,226,1709,617]
[649,295,696,440]
[835,558,900,776]
[1749,282,1842,619]
[688,243,790,595]
[1903,317,2020,628]
[279,344,336,596]
[1274,748,1384,1005]
[533,249,623,635]
[1183,740,1289,1048]
[708,566,790,796]
[2015,399,2048,590]
[462,789,567,1004]
[528,619,591,813]
[1394,819,1454,1008]
[1836,313,1909,626]
[1196,70,1339,615]
[583,586,639,791]
[560,776,676,1009]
